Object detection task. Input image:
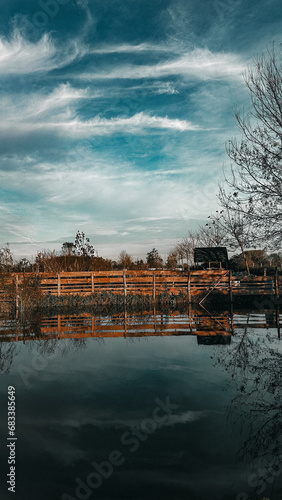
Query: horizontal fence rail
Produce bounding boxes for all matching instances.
[0,269,281,301]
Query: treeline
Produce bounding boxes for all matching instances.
[0,235,167,273]
[168,229,282,272]
[0,234,281,274]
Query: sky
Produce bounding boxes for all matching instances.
[0,0,281,261]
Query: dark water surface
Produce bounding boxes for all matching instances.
[0,310,282,500]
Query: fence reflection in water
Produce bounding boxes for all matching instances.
[0,309,281,345]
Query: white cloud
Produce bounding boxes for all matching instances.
[1,147,213,257]
[0,106,199,137]
[0,32,83,75]
[0,205,36,246]
[0,82,199,139]
[0,34,238,256]
[79,49,247,81]
[54,113,199,135]
[149,81,179,94]
[0,32,246,86]
[0,149,218,233]
[0,84,93,125]
[30,84,92,117]
[90,43,169,54]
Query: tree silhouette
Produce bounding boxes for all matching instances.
[220,45,282,248]
[73,231,95,257]
[146,248,163,269]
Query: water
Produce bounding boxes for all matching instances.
[0,309,282,500]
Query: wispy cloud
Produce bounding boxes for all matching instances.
[54,113,199,135]
[0,149,219,233]
[0,32,246,85]
[0,84,93,123]
[154,82,179,94]
[0,205,36,244]
[0,90,199,138]
[90,43,169,54]
[0,32,83,75]
[0,115,196,138]
[79,49,247,81]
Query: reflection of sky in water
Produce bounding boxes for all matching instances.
[0,322,282,499]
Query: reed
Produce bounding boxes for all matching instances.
[23,290,188,315]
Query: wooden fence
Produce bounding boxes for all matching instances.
[0,269,281,302]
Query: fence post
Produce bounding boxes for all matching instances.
[91,272,94,294]
[123,269,127,299]
[58,272,61,297]
[152,271,156,301]
[187,272,191,303]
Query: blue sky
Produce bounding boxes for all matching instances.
[0,0,281,260]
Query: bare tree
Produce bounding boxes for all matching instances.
[118,250,133,269]
[175,231,201,267]
[208,206,253,273]
[0,246,14,271]
[220,45,282,248]
[268,251,282,269]
[166,250,178,270]
[198,215,229,248]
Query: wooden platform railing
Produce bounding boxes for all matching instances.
[0,269,280,300]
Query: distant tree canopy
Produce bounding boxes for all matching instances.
[268,252,282,268]
[17,258,32,272]
[61,242,74,256]
[0,247,14,271]
[61,231,95,258]
[118,250,133,269]
[166,250,178,270]
[35,250,112,272]
[73,231,95,257]
[146,248,163,269]
[229,249,275,271]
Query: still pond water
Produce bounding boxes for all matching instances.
[0,309,282,500]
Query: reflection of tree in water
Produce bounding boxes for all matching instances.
[69,337,87,350]
[20,309,88,357]
[25,336,87,359]
[0,311,112,372]
[215,319,282,497]
[0,343,17,374]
